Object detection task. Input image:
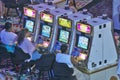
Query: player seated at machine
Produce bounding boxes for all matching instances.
[55,44,78,79]
[0,22,17,53]
[17,28,42,61]
[56,44,78,68]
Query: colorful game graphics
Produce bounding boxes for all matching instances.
[58,17,72,28]
[25,20,34,32]
[43,41,50,47]
[40,12,53,23]
[77,23,91,34]
[77,36,89,50]
[24,7,36,18]
[41,25,51,38]
[59,30,70,43]
[77,52,87,61]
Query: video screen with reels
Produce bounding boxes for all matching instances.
[58,29,70,44]
[25,19,35,32]
[76,35,89,50]
[40,24,52,38]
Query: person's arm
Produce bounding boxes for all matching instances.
[71,56,78,66]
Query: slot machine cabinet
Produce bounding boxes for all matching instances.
[29,3,56,42]
[24,3,56,42]
[35,7,73,51]
[51,15,73,53]
[67,11,92,55]
[87,16,117,71]
[49,8,73,52]
[23,7,38,41]
[74,15,118,80]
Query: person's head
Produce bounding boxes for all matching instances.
[17,28,30,45]
[60,44,68,53]
[4,22,13,32]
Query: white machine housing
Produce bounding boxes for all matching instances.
[86,16,117,72]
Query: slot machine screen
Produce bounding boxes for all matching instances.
[58,17,72,28]
[77,23,91,34]
[41,24,51,38]
[58,29,70,44]
[76,35,89,49]
[24,7,36,18]
[25,19,34,32]
[40,12,53,23]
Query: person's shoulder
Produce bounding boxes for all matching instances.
[1,29,5,33]
[57,53,70,56]
[10,32,17,36]
[24,38,30,42]
[56,53,61,55]
[24,38,33,44]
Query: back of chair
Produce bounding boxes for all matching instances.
[0,44,12,58]
[0,44,8,54]
[35,53,55,71]
[53,62,73,77]
[13,46,30,63]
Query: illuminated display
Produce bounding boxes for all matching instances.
[40,12,53,23]
[24,7,36,18]
[43,41,49,47]
[77,36,89,49]
[77,23,91,34]
[58,17,72,28]
[77,53,87,61]
[41,25,51,38]
[59,30,70,43]
[25,20,34,32]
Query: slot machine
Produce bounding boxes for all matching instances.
[73,15,118,80]
[23,7,37,36]
[51,15,72,53]
[28,3,56,42]
[35,7,73,51]
[67,10,92,55]
[23,4,55,41]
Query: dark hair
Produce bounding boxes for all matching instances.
[4,22,12,31]
[17,28,29,45]
[60,44,68,53]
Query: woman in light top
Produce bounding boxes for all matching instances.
[17,28,42,60]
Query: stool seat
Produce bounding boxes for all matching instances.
[53,62,74,80]
[35,53,55,80]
